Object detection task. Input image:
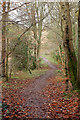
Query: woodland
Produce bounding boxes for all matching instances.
[0,0,80,119]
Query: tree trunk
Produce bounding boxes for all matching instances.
[65,2,77,83]
[59,44,64,65]
[60,2,77,87]
[31,4,38,69]
[33,25,37,68]
[25,41,29,71]
[37,6,43,59]
[5,0,10,81]
[6,38,9,81]
[2,1,6,77]
[77,1,80,89]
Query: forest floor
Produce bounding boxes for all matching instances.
[2,57,80,119]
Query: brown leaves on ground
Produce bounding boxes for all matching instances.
[2,78,32,119]
[2,75,80,119]
[42,77,80,119]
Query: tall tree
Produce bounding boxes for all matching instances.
[31,3,38,69]
[6,0,10,81]
[2,1,6,77]
[37,4,43,60]
[65,2,77,83]
[60,2,77,87]
[77,1,80,89]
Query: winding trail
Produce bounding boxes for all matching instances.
[22,57,57,118]
[2,57,80,119]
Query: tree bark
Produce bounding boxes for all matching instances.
[65,2,77,83]
[77,1,80,89]
[58,44,64,65]
[2,1,6,77]
[6,38,9,81]
[5,0,10,81]
[37,5,43,59]
[31,3,38,69]
[60,2,77,87]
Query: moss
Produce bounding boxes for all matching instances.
[68,59,76,86]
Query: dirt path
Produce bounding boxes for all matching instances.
[22,57,57,118]
[2,57,80,119]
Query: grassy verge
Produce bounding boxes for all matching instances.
[40,58,49,67]
[41,54,58,64]
[2,69,48,89]
[2,59,49,89]
[11,68,48,80]
[10,59,50,80]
